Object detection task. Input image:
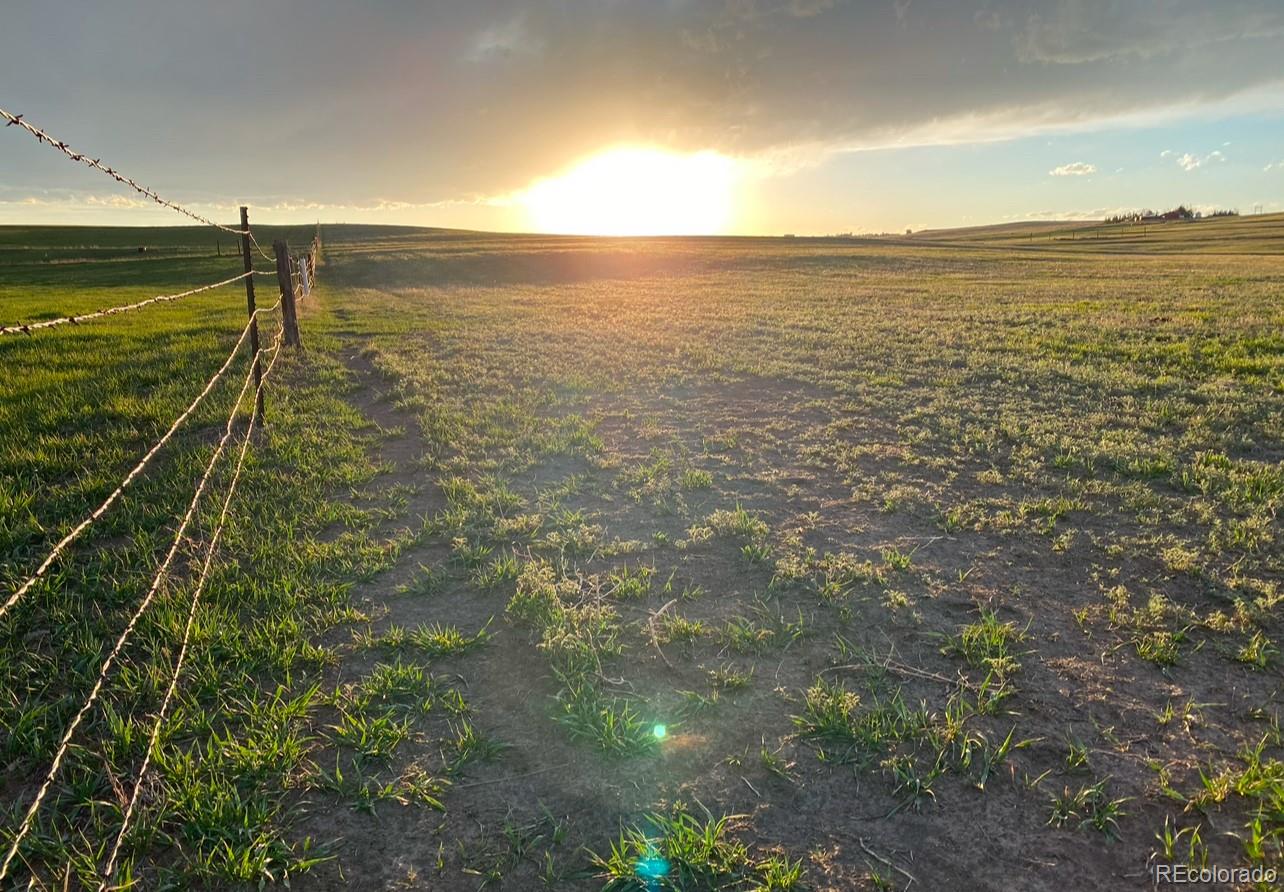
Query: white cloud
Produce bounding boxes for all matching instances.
[1006,206,1136,222]
[1265,160,1283,171]
[1176,149,1226,171]
[1049,161,1097,176]
[0,190,516,220]
[1160,149,1173,158]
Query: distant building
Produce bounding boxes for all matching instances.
[1140,205,1197,223]
[1112,205,1211,225]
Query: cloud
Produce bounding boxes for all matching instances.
[790,0,837,17]
[1265,160,1283,171]
[1176,149,1226,171]
[1006,206,1138,221]
[0,189,516,221]
[974,8,1002,31]
[1160,149,1173,158]
[1049,161,1096,176]
[84,195,152,209]
[1015,1,1284,64]
[2,0,1284,211]
[467,14,544,61]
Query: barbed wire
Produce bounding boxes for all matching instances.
[1,108,247,236]
[248,231,276,263]
[96,321,285,889]
[0,299,281,624]
[0,271,253,337]
[0,329,275,884]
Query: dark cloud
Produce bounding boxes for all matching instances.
[2,0,1282,206]
[1015,0,1284,63]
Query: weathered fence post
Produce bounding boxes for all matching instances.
[274,240,302,348]
[239,207,264,424]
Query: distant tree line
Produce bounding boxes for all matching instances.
[1104,206,1238,224]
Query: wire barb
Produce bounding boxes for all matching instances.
[0,107,247,235]
[0,272,253,337]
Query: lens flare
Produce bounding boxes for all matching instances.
[652,723,667,739]
[636,853,670,882]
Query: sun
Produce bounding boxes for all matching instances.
[520,146,739,236]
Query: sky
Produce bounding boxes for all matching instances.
[1,0,1282,235]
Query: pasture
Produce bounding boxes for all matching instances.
[2,217,1282,889]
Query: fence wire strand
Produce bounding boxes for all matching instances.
[0,326,277,884]
[0,300,280,624]
[248,231,275,263]
[0,108,247,236]
[0,271,253,337]
[96,321,285,888]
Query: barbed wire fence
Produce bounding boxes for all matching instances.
[0,106,324,887]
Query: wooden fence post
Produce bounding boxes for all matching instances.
[274,240,302,348]
[239,207,264,424]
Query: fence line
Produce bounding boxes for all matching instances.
[0,328,277,883]
[0,300,280,624]
[1,108,247,235]
[97,322,286,889]
[0,270,258,337]
[0,102,325,886]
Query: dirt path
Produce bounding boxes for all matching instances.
[290,346,641,890]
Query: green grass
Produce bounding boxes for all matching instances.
[3,217,1283,887]
[943,609,1026,675]
[0,226,382,887]
[591,812,802,891]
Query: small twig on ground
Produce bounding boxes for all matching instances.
[452,763,573,790]
[648,598,678,669]
[859,837,915,888]
[822,659,972,691]
[868,535,954,550]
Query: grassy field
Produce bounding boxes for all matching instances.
[1,216,1282,889]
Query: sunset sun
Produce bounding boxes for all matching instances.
[520,147,739,236]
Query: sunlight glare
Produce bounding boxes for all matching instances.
[520,147,738,236]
